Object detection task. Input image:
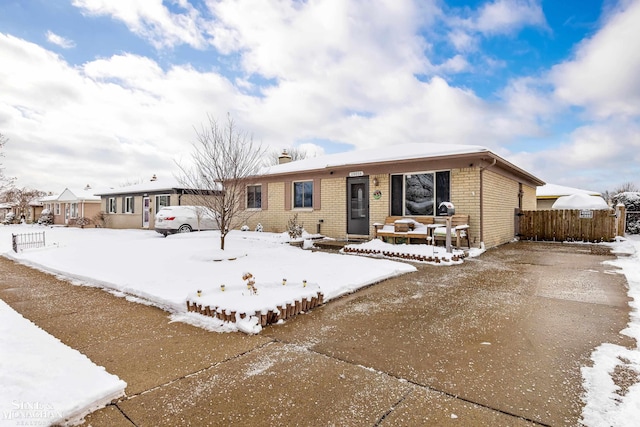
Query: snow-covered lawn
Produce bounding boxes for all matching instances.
[1,224,639,425]
[0,299,126,426]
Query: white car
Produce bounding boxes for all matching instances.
[154,206,219,236]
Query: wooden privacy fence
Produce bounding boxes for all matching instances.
[12,232,46,253]
[519,210,616,242]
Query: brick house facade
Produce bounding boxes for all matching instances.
[243,143,544,249]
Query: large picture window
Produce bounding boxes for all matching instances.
[293,181,313,209]
[391,171,450,216]
[246,185,261,209]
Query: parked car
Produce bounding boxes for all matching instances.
[154,206,219,236]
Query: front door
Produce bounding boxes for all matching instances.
[347,177,369,235]
[143,197,151,228]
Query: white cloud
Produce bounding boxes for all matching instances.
[474,0,547,35]
[550,0,640,118]
[3,0,640,193]
[72,0,207,49]
[508,120,640,190]
[45,31,76,49]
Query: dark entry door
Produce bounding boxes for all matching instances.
[347,177,369,235]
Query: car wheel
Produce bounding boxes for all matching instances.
[177,224,192,233]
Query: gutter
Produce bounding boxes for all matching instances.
[479,158,497,245]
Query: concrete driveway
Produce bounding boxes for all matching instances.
[0,241,633,426]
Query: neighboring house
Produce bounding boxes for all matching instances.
[94,175,218,230]
[536,183,602,210]
[243,143,545,249]
[39,186,102,225]
[0,202,13,222]
[28,197,44,222]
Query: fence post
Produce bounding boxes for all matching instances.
[616,203,626,237]
[12,234,17,253]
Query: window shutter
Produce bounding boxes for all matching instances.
[284,181,291,211]
[262,184,268,210]
[313,178,321,210]
[131,197,135,213]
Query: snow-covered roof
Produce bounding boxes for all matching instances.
[0,202,13,209]
[94,176,184,196]
[537,183,601,198]
[259,142,544,185]
[57,188,102,202]
[261,143,490,176]
[39,194,60,202]
[551,193,610,210]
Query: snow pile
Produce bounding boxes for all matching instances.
[341,238,481,265]
[0,299,126,426]
[581,235,640,426]
[552,193,610,210]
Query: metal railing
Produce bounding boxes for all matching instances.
[12,232,46,253]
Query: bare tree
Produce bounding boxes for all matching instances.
[177,114,266,250]
[266,146,309,166]
[3,187,46,222]
[0,133,15,193]
[603,181,640,203]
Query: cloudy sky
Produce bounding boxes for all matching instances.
[1,0,639,194]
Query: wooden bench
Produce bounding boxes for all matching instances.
[373,216,435,244]
[432,214,470,248]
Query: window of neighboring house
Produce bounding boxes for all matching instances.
[55,203,61,215]
[293,181,313,209]
[124,196,134,214]
[156,195,170,212]
[70,203,78,218]
[390,171,450,216]
[108,198,117,214]
[246,185,262,209]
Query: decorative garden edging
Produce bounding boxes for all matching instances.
[342,246,464,263]
[186,292,325,327]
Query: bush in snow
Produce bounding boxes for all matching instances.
[255,223,263,232]
[612,192,640,234]
[240,225,249,231]
[287,213,304,239]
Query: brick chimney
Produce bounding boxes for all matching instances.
[278,149,292,164]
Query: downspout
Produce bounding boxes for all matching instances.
[479,158,497,247]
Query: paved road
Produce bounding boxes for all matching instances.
[0,242,633,426]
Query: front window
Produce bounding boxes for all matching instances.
[293,181,313,209]
[156,195,170,212]
[107,198,117,214]
[124,196,134,213]
[55,203,61,215]
[391,171,450,216]
[247,185,262,209]
[70,203,78,218]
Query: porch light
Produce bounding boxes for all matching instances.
[372,177,379,186]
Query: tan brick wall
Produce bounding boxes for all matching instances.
[246,176,392,239]
[482,170,520,248]
[451,168,481,246]
[243,170,533,246]
[521,185,537,210]
[369,174,389,228]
